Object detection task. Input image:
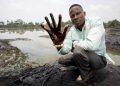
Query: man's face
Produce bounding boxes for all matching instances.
[69,6,86,28]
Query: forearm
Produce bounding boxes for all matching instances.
[73,28,103,50]
[56,40,72,55]
[73,39,94,50]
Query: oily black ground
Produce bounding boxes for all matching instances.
[0,63,120,86]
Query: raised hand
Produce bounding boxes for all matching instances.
[40,13,69,46]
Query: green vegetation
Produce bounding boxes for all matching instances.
[104,19,120,29]
[0,19,42,30]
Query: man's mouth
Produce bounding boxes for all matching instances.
[74,21,80,25]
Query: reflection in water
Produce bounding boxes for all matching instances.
[10,38,59,65]
[0,29,120,65]
[0,30,59,65]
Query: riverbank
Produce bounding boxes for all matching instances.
[106,28,120,53]
[0,39,40,77]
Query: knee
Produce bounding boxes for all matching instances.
[58,54,73,65]
[73,46,85,54]
[58,57,64,64]
[73,46,88,58]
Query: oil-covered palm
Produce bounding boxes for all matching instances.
[40,13,69,45]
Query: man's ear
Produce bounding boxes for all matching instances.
[84,11,86,16]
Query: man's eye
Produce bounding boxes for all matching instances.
[71,15,75,18]
[76,12,81,15]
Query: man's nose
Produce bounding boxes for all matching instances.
[74,15,79,20]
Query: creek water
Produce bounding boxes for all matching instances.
[0,29,120,65]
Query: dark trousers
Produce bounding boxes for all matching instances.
[58,46,107,80]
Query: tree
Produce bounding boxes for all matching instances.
[104,19,120,28]
[0,22,4,28]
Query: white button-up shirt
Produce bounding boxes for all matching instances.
[59,17,115,64]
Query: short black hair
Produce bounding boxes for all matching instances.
[69,4,83,11]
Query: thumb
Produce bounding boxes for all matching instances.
[40,24,49,32]
[63,24,70,36]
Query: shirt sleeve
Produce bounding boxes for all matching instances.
[58,30,73,55]
[73,18,105,51]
